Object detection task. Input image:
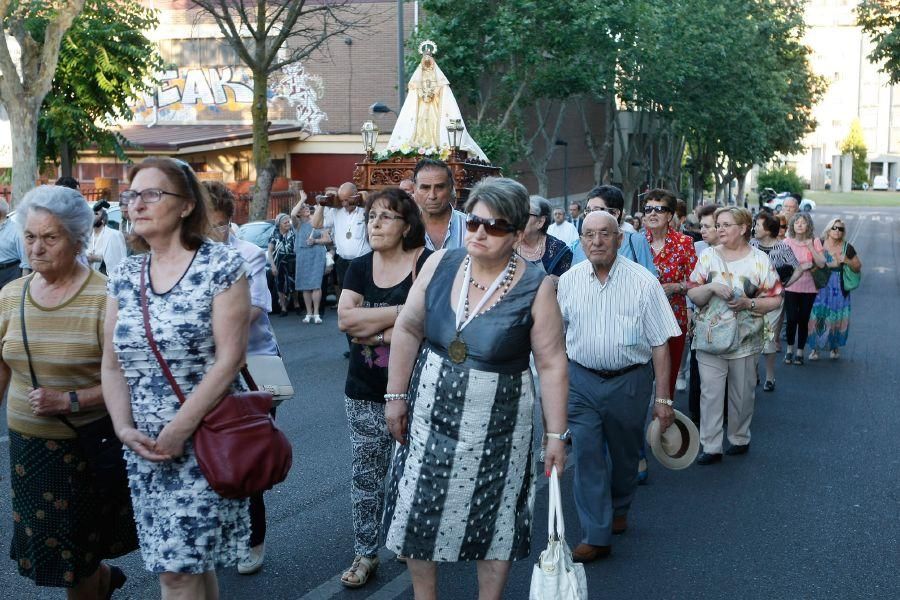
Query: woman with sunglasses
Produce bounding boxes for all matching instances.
[382,177,568,600]
[103,158,252,598]
[335,188,430,589]
[516,195,572,281]
[807,218,861,361]
[782,213,826,365]
[643,189,697,397]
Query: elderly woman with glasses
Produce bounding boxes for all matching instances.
[643,189,697,397]
[807,218,861,361]
[516,195,572,281]
[688,207,783,464]
[781,212,826,365]
[267,213,297,316]
[103,157,252,598]
[382,177,568,600]
[335,188,430,589]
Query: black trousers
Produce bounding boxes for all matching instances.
[784,291,816,350]
[248,407,277,547]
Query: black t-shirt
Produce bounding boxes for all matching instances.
[343,249,432,402]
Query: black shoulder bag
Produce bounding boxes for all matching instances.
[20,277,137,550]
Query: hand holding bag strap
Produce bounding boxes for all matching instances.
[20,276,79,433]
[548,465,565,541]
[140,255,256,400]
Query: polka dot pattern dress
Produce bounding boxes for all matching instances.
[382,249,542,562]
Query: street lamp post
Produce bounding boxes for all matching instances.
[555,139,569,204]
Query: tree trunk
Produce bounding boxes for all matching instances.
[8,100,39,206]
[60,140,73,178]
[250,69,274,222]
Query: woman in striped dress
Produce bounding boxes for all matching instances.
[382,178,569,599]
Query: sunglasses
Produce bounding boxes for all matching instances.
[465,213,516,236]
[643,205,671,214]
[831,226,845,232]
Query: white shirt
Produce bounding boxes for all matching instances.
[547,220,580,245]
[557,257,681,371]
[324,206,370,260]
[88,226,126,275]
[621,221,636,233]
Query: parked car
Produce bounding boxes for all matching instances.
[765,192,816,212]
[237,220,282,314]
[872,175,889,191]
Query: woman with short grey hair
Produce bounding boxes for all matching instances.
[515,194,572,279]
[2,185,135,598]
[383,176,569,599]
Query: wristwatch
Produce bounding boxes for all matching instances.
[750,299,756,311]
[654,398,673,407]
[375,331,385,345]
[68,391,80,413]
[545,429,571,441]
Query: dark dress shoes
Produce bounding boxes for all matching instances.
[572,543,611,563]
[612,514,627,535]
[696,452,723,465]
[725,443,750,456]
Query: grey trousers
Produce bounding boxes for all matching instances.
[568,361,653,546]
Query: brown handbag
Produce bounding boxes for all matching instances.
[140,256,292,499]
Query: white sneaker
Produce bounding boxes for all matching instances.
[238,543,265,575]
[313,314,323,324]
[675,377,687,392]
[302,314,313,323]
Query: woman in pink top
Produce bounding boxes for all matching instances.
[781,213,826,365]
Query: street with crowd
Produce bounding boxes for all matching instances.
[0,158,896,600]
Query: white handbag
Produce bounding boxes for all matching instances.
[245,354,294,406]
[529,466,588,600]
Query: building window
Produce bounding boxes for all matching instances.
[273,158,286,178]
[233,160,250,181]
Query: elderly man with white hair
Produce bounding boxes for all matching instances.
[0,198,29,288]
[557,210,680,563]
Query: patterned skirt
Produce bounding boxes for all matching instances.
[809,271,851,350]
[8,431,136,588]
[382,346,536,562]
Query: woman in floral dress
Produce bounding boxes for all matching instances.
[102,157,251,598]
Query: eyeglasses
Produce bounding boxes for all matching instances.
[465,213,516,236]
[715,222,739,230]
[580,229,617,242]
[584,206,619,215]
[120,189,186,206]
[528,212,542,218]
[367,212,404,223]
[831,226,845,232]
[643,205,671,215]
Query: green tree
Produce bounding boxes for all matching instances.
[857,0,900,84]
[757,165,804,197]
[840,119,869,187]
[0,0,86,202]
[191,0,366,221]
[38,0,164,177]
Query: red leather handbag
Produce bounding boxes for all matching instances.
[140,257,292,499]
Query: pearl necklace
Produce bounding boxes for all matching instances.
[463,254,517,319]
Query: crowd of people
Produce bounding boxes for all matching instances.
[0,156,863,599]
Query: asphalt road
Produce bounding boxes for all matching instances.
[1,205,898,599]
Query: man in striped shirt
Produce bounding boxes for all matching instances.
[557,211,681,563]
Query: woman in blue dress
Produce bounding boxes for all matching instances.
[290,196,329,323]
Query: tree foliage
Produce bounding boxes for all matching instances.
[37,0,164,175]
[0,0,85,202]
[757,165,804,197]
[840,118,869,187]
[857,0,900,85]
[191,0,367,221]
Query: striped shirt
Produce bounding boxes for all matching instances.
[557,257,681,371]
[424,208,467,251]
[0,271,108,439]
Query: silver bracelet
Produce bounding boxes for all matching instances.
[384,393,408,402]
[655,398,673,406]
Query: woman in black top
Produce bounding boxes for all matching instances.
[336,188,430,588]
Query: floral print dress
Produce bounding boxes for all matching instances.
[647,227,698,334]
[107,241,250,574]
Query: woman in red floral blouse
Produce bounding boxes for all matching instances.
[644,189,698,396]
